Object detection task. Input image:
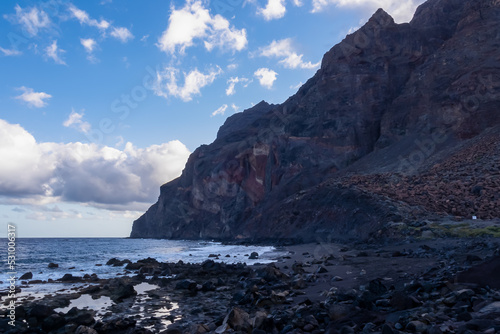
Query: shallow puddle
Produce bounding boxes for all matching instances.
[135,282,159,294]
[55,294,112,314]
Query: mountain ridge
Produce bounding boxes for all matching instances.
[131,0,500,243]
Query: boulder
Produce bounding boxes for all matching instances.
[19,272,33,280]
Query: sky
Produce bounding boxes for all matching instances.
[0,0,425,238]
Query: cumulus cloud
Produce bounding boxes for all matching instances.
[45,40,66,65]
[15,86,52,108]
[158,0,247,54]
[63,109,92,133]
[153,66,223,102]
[211,104,228,117]
[0,119,191,209]
[110,27,134,43]
[259,38,320,69]
[4,4,51,37]
[254,68,277,89]
[311,0,425,23]
[226,76,249,96]
[0,47,22,56]
[257,0,287,20]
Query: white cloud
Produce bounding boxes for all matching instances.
[80,38,97,53]
[292,0,303,6]
[158,0,247,54]
[0,119,191,209]
[0,47,22,56]
[254,68,277,89]
[5,4,51,37]
[110,27,134,43]
[153,66,223,102]
[68,4,110,30]
[231,104,240,113]
[257,0,286,20]
[310,0,425,23]
[211,104,228,117]
[226,76,249,96]
[290,81,303,90]
[45,40,66,65]
[81,38,98,63]
[63,109,92,134]
[15,86,52,108]
[259,38,320,69]
[68,4,134,44]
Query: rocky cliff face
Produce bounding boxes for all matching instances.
[131,0,500,243]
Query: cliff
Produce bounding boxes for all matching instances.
[131,0,500,243]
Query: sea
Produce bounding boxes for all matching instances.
[0,238,286,290]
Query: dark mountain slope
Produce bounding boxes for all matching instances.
[131,0,500,243]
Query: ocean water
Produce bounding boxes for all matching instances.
[0,238,285,289]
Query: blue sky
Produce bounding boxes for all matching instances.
[0,0,424,237]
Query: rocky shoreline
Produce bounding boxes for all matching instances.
[1,236,499,334]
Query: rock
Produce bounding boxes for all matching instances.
[363,322,376,333]
[223,307,252,332]
[457,256,500,288]
[406,321,427,333]
[316,265,328,274]
[368,278,387,295]
[106,258,130,266]
[391,291,421,310]
[109,279,137,302]
[382,324,395,334]
[215,323,229,334]
[252,330,267,334]
[332,276,343,282]
[252,311,268,329]
[328,304,352,321]
[192,324,210,334]
[457,312,472,321]
[256,264,286,282]
[421,230,435,239]
[19,272,33,280]
[249,252,259,259]
[60,274,82,282]
[303,323,315,331]
[66,308,95,326]
[74,325,98,334]
[28,303,54,319]
[476,301,500,318]
[201,280,216,292]
[80,285,100,294]
[125,262,143,270]
[48,263,59,268]
[42,314,66,332]
[175,279,198,291]
[375,299,391,307]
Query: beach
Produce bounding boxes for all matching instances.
[2,236,499,333]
